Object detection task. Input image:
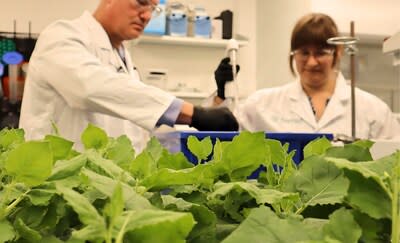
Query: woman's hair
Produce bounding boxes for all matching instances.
[289,13,340,75]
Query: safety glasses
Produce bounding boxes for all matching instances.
[135,0,162,17]
[291,48,334,62]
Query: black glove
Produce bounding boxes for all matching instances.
[214,57,240,99]
[190,106,239,131]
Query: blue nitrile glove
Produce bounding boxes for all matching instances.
[214,57,240,99]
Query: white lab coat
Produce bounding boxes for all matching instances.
[19,12,176,152]
[235,72,400,139]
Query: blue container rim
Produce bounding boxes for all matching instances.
[174,131,334,141]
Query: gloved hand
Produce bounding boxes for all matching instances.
[190,106,239,131]
[214,57,240,99]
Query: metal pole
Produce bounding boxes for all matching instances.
[350,21,356,140]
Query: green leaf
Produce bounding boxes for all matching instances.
[162,195,217,243]
[265,139,287,167]
[326,144,373,162]
[103,183,124,223]
[219,132,267,180]
[81,168,153,210]
[14,206,48,228]
[115,210,195,243]
[352,211,388,243]
[56,184,106,230]
[140,165,214,191]
[322,208,362,243]
[352,139,374,149]
[130,151,157,180]
[5,141,53,186]
[86,150,136,185]
[222,206,319,243]
[70,225,106,242]
[283,156,350,212]
[325,155,395,194]
[81,124,108,150]
[105,135,135,170]
[146,137,164,162]
[158,150,194,170]
[48,154,87,181]
[0,128,25,150]
[303,137,332,159]
[0,220,15,242]
[44,135,74,162]
[187,136,213,163]
[14,218,42,242]
[210,182,299,206]
[27,188,55,206]
[344,170,391,219]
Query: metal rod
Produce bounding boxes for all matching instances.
[350,21,356,139]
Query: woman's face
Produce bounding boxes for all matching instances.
[293,45,337,88]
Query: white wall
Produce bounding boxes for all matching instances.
[130,0,258,99]
[0,0,98,34]
[311,0,400,36]
[256,0,311,89]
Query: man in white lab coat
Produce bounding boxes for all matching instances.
[213,13,400,140]
[19,0,238,152]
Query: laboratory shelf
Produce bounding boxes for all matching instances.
[137,35,249,48]
[169,91,209,98]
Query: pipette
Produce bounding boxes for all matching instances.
[225,38,239,108]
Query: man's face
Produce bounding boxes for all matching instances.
[109,0,159,41]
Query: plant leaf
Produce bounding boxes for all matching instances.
[222,206,319,243]
[115,209,195,243]
[326,144,373,162]
[105,135,135,170]
[0,220,15,242]
[322,208,362,243]
[44,135,74,162]
[81,124,108,150]
[56,184,105,230]
[5,141,53,186]
[303,137,332,159]
[0,128,25,150]
[81,168,153,210]
[283,156,350,209]
[187,136,213,163]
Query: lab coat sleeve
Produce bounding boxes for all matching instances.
[29,21,175,131]
[370,103,400,139]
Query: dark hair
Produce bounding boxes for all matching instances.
[289,13,340,75]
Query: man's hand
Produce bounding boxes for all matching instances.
[214,57,240,99]
[190,106,239,131]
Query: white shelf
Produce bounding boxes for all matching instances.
[137,35,249,48]
[169,91,210,98]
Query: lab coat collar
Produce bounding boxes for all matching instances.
[80,11,113,50]
[80,11,135,75]
[334,72,351,102]
[288,79,317,129]
[287,72,350,130]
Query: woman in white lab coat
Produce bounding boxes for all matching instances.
[214,13,399,139]
[19,0,238,152]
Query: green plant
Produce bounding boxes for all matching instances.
[0,125,398,242]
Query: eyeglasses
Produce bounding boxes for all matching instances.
[135,0,162,16]
[290,48,334,62]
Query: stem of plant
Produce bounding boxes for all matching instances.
[116,211,133,243]
[2,189,30,219]
[391,152,399,243]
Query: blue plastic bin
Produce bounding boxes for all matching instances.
[158,131,333,164]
